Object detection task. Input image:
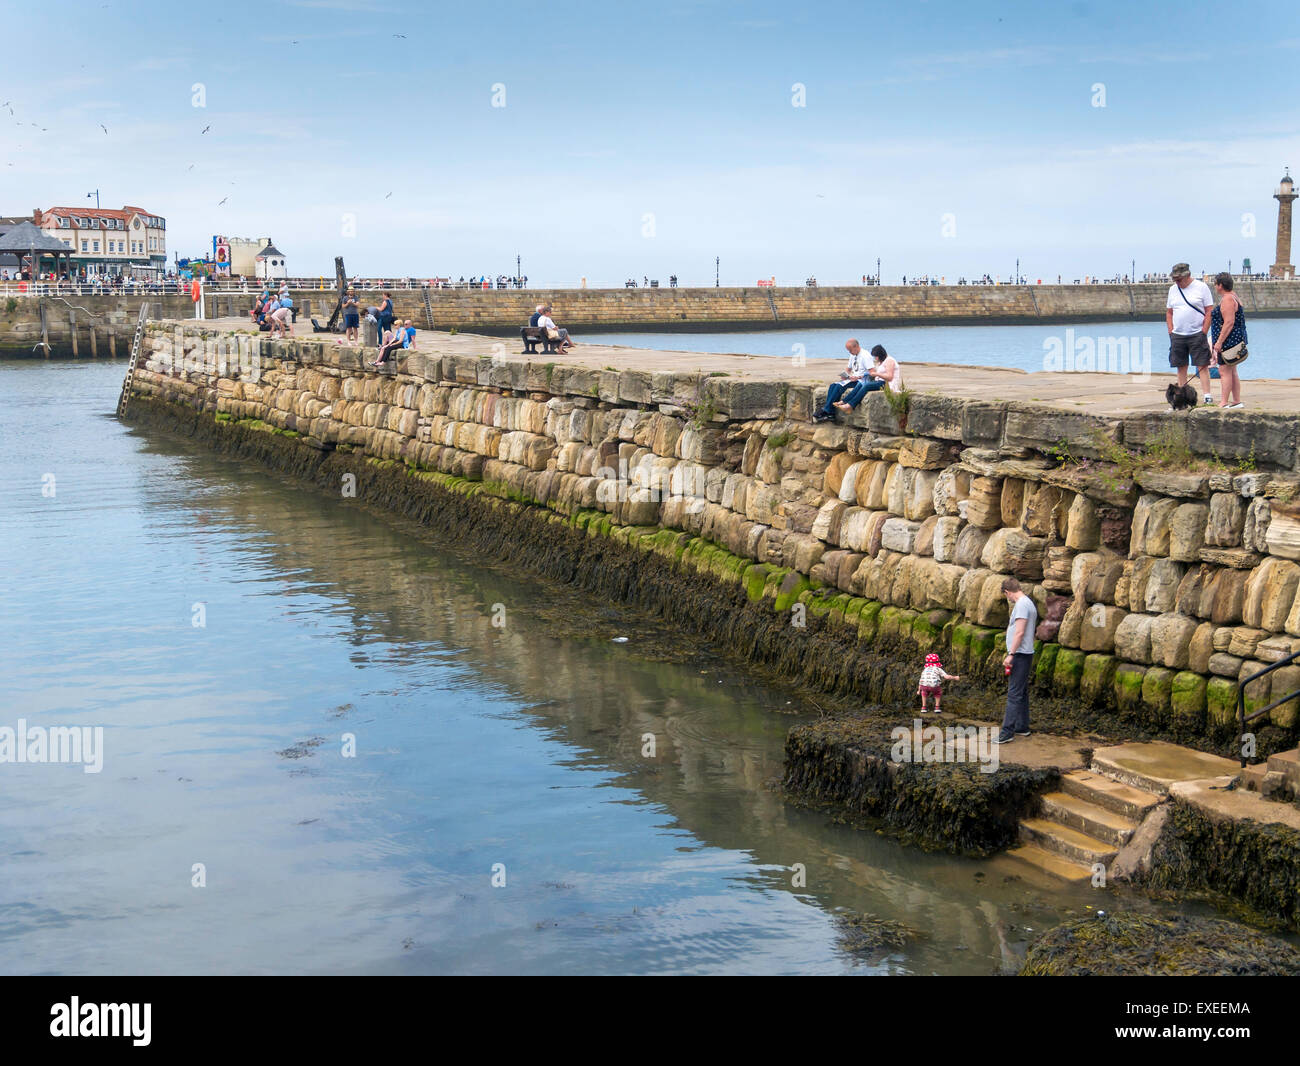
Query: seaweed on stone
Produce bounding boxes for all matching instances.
[1019,911,1300,975]
[834,912,922,957]
[781,714,1059,856]
[1142,797,1300,931]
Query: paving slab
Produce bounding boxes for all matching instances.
[1091,741,1240,795]
[173,319,1300,418]
[1170,777,1300,831]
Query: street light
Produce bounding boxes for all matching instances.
[715,256,719,288]
[876,257,881,285]
[87,190,99,209]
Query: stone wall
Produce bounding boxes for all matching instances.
[7,281,1300,354]
[125,324,1300,754]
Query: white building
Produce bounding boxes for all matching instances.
[255,243,287,280]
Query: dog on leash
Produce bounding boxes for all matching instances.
[1166,383,1198,411]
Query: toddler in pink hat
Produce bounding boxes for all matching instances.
[917,653,960,714]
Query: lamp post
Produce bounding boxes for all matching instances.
[876,257,881,285]
[1016,257,1020,285]
[87,190,99,209]
[516,254,520,283]
[715,256,719,288]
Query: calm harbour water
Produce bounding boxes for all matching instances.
[3,358,1201,976]
[584,317,1299,378]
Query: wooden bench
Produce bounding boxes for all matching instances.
[520,325,561,355]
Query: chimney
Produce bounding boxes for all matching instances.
[33,208,42,226]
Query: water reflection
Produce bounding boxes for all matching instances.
[0,360,1165,975]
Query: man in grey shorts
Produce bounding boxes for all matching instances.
[1166,262,1214,404]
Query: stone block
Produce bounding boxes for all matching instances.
[1113,612,1156,664]
[1265,508,1300,562]
[932,516,963,562]
[1168,503,1209,562]
[1150,613,1197,669]
[980,528,1047,581]
[1065,494,1101,551]
[1244,558,1300,632]
[1129,495,1180,558]
[880,517,922,554]
[1205,492,1245,548]
[1080,604,1126,654]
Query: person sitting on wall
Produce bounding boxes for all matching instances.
[371,324,403,366]
[813,338,874,422]
[863,343,903,396]
[399,319,417,351]
[536,305,574,352]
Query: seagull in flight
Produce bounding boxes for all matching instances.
[218,197,228,206]
[201,124,211,134]
[187,164,195,171]
[385,191,393,198]
[393,33,406,38]
[100,124,108,134]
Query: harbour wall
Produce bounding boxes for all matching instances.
[122,323,1300,763]
[6,281,1300,356]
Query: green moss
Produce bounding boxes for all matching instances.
[1169,671,1208,733]
[1053,648,1087,695]
[743,564,771,603]
[1206,676,1238,730]
[1142,667,1174,720]
[1113,663,1146,714]
[857,600,882,644]
[774,572,812,613]
[1034,642,1060,689]
[1080,654,1118,709]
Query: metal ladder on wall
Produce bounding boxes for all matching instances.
[422,286,435,329]
[116,302,150,418]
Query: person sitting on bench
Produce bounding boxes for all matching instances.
[536,305,574,352]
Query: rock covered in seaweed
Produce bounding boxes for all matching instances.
[1019,912,1300,975]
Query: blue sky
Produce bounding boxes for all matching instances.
[2,0,1298,284]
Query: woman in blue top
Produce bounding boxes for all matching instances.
[377,291,394,338]
[1210,272,1246,409]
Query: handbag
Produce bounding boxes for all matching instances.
[546,328,560,340]
[1219,341,1248,366]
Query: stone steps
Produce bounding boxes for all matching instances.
[1038,790,1138,847]
[1059,769,1163,821]
[1019,816,1120,867]
[1240,747,1300,800]
[1000,842,1096,885]
[1004,766,1164,883]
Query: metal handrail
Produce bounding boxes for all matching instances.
[1236,646,1300,766]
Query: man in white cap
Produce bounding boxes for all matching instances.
[1166,262,1214,404]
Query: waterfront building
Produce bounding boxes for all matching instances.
[220,236,285,278]
[33,205,167,277]
[1272,169,1296,279]
[254,243,288,281]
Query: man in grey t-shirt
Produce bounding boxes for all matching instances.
[996,577,1038,745]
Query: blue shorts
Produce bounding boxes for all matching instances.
[344,313,359,328]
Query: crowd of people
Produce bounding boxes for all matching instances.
[247,282,296,337]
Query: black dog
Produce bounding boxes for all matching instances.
[1166,383,1198,411]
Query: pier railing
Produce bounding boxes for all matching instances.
[1236,648,1300,767]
